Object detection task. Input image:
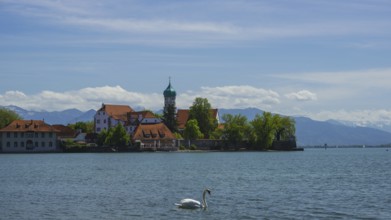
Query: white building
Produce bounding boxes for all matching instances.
[94,104,134,133]
[0,120,59,152]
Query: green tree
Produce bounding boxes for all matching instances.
[184,119,203,140]
[250,112,276,149]
[163,104,178,132]
[0,108,22,128]
[97,129,108,146]
[273,114,295,141]
[68,121,94,133]
[222,114,250,148]
[188,97,217,138]
[105,123,130,147]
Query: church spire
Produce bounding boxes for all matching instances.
[163,77,176,111]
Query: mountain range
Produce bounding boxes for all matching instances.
[2,105,391,147]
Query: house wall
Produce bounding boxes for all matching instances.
[0,131,58,152]
[94,110,109,133]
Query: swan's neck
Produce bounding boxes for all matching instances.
[202,191,208,208]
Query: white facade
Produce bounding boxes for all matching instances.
[94,110,110,133]
[0,132,58,152]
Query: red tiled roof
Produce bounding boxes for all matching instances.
[99,104,134,121]
[0,120,59,132]
[133,123,175,140]
[176,109,190,129]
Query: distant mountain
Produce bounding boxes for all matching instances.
[295,117,391,146]
[1,105,96,125]
[68,109,97,124]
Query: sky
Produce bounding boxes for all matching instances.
[1,0,391,126]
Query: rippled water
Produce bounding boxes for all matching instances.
[1,148,390,219]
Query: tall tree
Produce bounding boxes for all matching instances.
[162,104,177,132]
[188,97,217,138]
[273,115,295,141]
[105,123,130,147]
[184,119,203,140]
[222,114,250,148]
[97,128,108,146]
[0,108,22,128]
[250,112,276,149]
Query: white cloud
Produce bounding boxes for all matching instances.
[312,109,391,127]
[0,86,163,111]
[285,90,317,101]
[177,85,280,110]
[0,85,281,111]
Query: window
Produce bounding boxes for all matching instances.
[26,132,33,138]
[6,142,10,147]
[97,119,100,124]
[21,133,24,138]
[7,132,10,138]
[35,142,38,147]
[104,119,106,124]
[49,132,53,138]
[35,133,38,138]
[49,142,53,147]
[14,142,18,147]
[21,142,25,147]
[42,142,45,147]
[41,133,45,138]
[14,132,18,138]
[97,128,101,132]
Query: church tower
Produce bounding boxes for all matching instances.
[163,77,176,112]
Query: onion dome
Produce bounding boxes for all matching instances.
[163,79,176,97]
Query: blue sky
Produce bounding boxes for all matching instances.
[1,0,391,126]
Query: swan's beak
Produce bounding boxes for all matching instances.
[207,189,211,195]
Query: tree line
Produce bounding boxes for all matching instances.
[164,97,296,150]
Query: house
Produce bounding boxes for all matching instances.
[94,104,134,134]
[132,123,176,151]
[0,120,59,152]
[176,109,220,132]
[128,110,162,133]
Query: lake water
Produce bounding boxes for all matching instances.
[1,148,390,219]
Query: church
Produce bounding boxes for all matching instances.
[92,79,219,150]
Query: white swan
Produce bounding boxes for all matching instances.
[175,188,211,209]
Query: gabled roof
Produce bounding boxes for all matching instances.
[133,123,175,140]
[98,104,134,121]
[0,120,59,132]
